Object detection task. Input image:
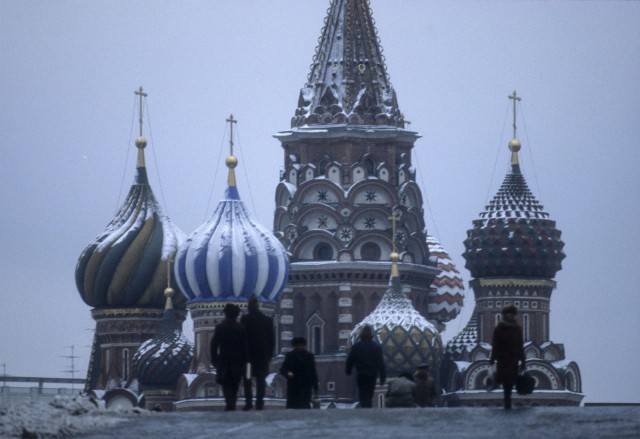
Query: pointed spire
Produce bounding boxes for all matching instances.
[292,0,403,128]
[508,90,522,173]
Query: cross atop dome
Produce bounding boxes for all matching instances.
[508,90,523,173]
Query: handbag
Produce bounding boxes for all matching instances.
[515,372,535,395]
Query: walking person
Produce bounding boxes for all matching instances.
[211,303,248,411]
[280,337,319,409]
[412,364,437,407]
[345,325,386,408]
[240,295,275,410]
[489,305,526,410]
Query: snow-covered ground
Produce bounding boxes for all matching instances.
[2,395,639,438]
[0,395,149,438]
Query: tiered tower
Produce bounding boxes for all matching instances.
[441,92,582,407]
[75,88,186,407]
[271,0,443,400]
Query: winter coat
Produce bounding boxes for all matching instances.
[280,348,319,409]
[211,318,248,385]
[413,371,437,407]
[240,309,275,377]
[345,339,386,385]
[385,377,416,408]
[490,319,526,386]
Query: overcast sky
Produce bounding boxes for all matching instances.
[1,1,638,404]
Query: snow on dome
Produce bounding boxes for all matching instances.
[426,235,464,323]
[462,171,565,279]
[445,310,479,358]
[75,163,186,309]
[347,259,442,376]
[131,312,193,386]
[174,184,289,304]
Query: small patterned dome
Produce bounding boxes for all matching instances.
[132,288,193,386]
[347,253,442,376]
[462,162,565,279]
[75,112,185,309]
[426,235,464,323]
[175,145,289,303]
[444,309,479,358]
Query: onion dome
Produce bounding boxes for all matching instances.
[174,115,289,303]
[462,91,565,279]
[132,284,193,386]
[444,309,479,358]
[426,235,464,323]
[291,0,404,128]
[75,87,185,309]
[347,251,442,376]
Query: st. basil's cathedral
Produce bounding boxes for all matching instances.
[74,0,582,410]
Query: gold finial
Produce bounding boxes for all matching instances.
[164,258,174,310]
[225,114,238,186]
[508,90,522,169]
[134,87,148,167]
[388,209,402,278]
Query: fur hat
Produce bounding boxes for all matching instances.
[292,337,307,347]
[501,305,518,316]
[224,303,241,319]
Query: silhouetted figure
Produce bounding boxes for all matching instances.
[346,325,386,408]
[280,337,318,409]
[385,372,416,408]
[412,364,437,407]
[211,303,248,411]
[490,305,526,410]
[240,295,275,410]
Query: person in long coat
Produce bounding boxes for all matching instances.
[211,303,248,411]
[279,337,318,409]
[490,305,526,410]
[345,325,386,408]
[240,295,275,410]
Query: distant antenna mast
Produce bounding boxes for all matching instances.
[62,346,80,390]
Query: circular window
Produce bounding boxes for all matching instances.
[361,242,381,261]
[314,243,333,261]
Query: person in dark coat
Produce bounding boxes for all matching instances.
[211,303,248,411]
[412,364,437,407]
[345,325,386,408]
[490,305,526,410]
[279,337,318,409]
[240,295,275,410]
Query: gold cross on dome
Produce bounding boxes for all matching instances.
[226,114,237,156]
[388,209,402,253]
[135,86,147,137]
[508,90,522,139]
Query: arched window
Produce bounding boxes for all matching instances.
[361,242,381,261]
[312,326,322,354]
[122,348,130,381]
[313,243,333,260]
[523,314,530,341]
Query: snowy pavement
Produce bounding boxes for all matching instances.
[2,396,639,438]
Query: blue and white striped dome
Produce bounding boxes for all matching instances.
[174,157,289,304]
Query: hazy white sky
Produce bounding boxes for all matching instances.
[1,1,638,403]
